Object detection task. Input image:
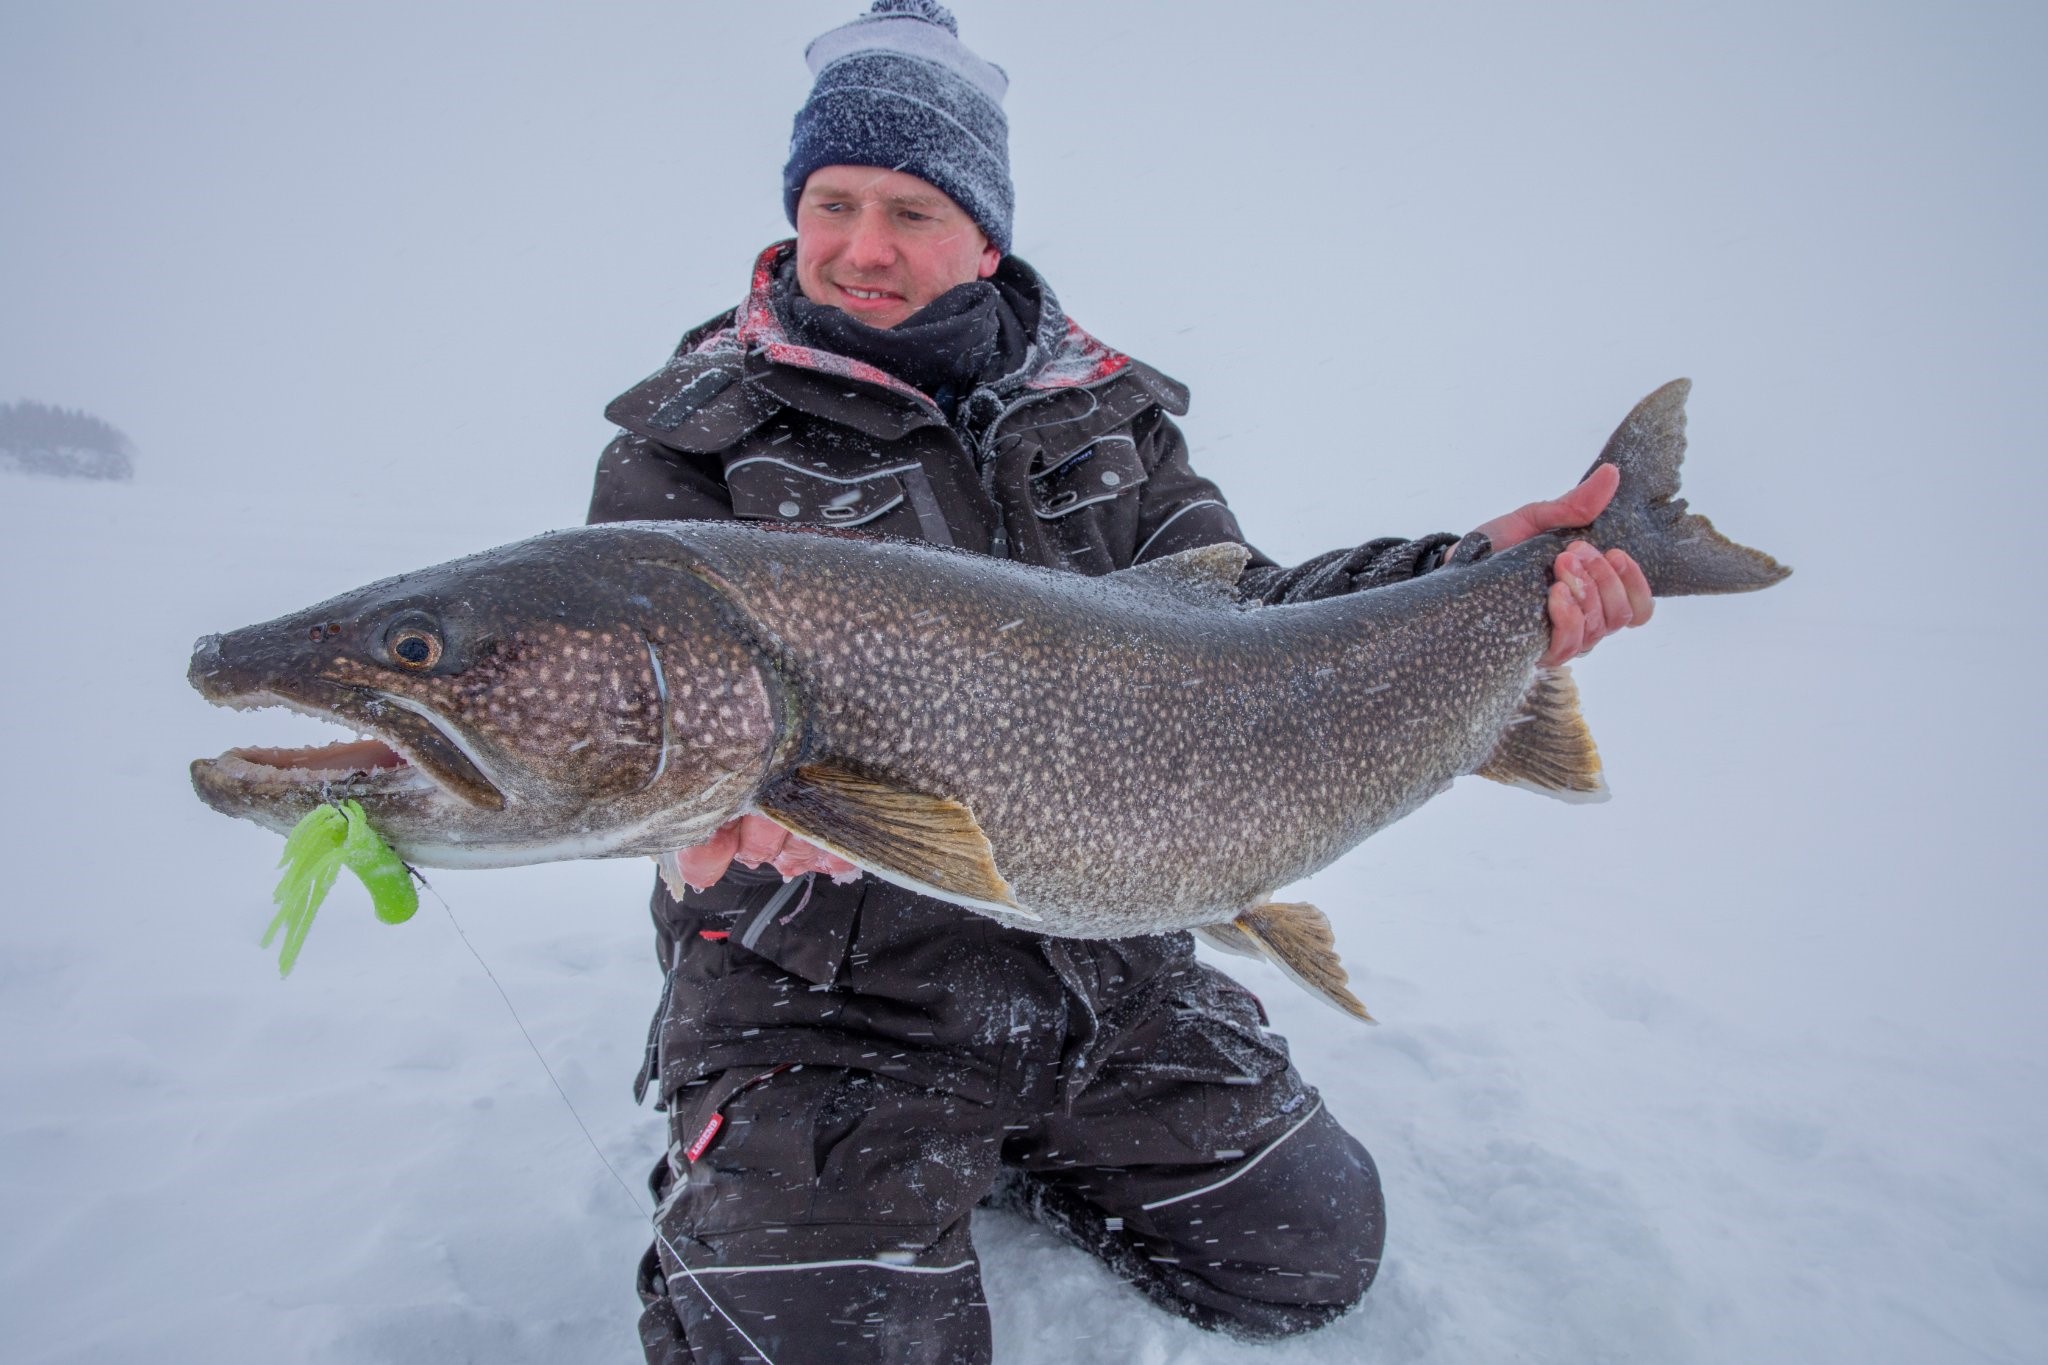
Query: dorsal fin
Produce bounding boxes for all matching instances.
[1477,666,1609,802]
[755,760,1029,915]
[1116,542,1250,602]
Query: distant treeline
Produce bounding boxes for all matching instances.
[0,400,136,481]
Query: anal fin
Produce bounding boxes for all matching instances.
[756,760,1025,914]
[1477,666,1609,802]
[1208,901,1375,1022]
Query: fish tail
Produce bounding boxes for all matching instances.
[1585,379,1791,596]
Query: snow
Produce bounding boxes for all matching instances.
[3,2,2044,1362]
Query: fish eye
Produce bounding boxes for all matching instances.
[388,625,443,670]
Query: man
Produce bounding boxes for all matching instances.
[588,5,1651,1361]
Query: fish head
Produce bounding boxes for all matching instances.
[188,526,789,867]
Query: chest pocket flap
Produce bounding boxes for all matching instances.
[1030,435,1147,520]
[727,455,910,527]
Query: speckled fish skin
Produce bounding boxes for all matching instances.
[190,380,1787,936]
[674,522,1565,936]
[189,533,791,868]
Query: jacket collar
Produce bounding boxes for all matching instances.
[605,243,1187,454]
[729,241,1143,402]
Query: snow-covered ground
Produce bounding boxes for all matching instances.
[3,3,2043,1361]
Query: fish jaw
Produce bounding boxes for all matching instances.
[189,636,504,796]
[188,632,535,864]
[186,527,791,869]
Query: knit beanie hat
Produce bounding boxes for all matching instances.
[783,0,1014,253]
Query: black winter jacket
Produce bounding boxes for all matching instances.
[587,244,1453,1107]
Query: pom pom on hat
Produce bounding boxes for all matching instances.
[866,0,959,34]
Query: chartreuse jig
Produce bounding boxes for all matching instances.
[266,800,418,975]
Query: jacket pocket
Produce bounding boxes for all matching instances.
[721,872,861,988]
[1029,434,1148,519]
[726,454,911,527]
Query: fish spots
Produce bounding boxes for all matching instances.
[650,521,1562,936]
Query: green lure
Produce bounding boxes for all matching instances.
[266,800,418,975]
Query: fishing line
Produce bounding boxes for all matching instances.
[411,869,780,1365]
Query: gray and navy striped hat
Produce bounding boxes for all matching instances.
[782,0,1013,252]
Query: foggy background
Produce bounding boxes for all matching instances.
[3,3,2043,1362]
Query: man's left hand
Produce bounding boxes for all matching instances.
[1458,462,1655,667]
[665,813,861,892]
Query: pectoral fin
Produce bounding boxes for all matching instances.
[756,760,1026,915]
[1477,666,1609,802]
[1208,901,1375,1022]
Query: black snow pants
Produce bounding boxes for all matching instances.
[632,870,1385,1365]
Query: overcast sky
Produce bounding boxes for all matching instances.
[5,2,2041,572]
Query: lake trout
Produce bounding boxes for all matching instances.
[190,379,1787,1016]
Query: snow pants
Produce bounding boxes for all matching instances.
[632,872,1385,1364]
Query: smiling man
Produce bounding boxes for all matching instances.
[588,4,1648,1362]
[794,166,999,328]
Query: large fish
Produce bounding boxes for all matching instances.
[190,380,1787,1016]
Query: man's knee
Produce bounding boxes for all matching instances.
[1163,1102,1384,1338]
[1264,1103,1385,1309]
[1013,1099,1384,1340]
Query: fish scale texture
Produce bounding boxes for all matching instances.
[667,522,1559,935]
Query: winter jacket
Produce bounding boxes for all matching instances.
[591,243,1453,593]
[602,246,1400,1359]
[587,243,1453,1109]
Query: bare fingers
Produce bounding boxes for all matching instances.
[1575,542,1632,651]
[1541,577,1585,667]
[732,813,791,869]
[667,816,862,893]
[1487,464,1622,552]
[1611,548,1653,624]
[731,812,859,883]
[771,840,861,883]
[672,820,740,891]
[1542,543,1653,666]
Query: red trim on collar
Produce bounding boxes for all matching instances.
[725,240,1135,400]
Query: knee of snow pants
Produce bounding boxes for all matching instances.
[1005,1097,1386,1341]
[638,1064,1001,1365]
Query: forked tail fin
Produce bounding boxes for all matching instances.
[1586,379,1791,596]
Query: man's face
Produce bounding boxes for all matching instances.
[794,166,1000,330]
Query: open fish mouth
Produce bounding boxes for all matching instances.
[189,674,507,815]
[198,734,433,800]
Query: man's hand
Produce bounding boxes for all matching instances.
[666,814,861,892]
[1458,463,1654,668]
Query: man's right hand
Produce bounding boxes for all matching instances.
[1454,463,1654,667]
[666,814,861,892]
